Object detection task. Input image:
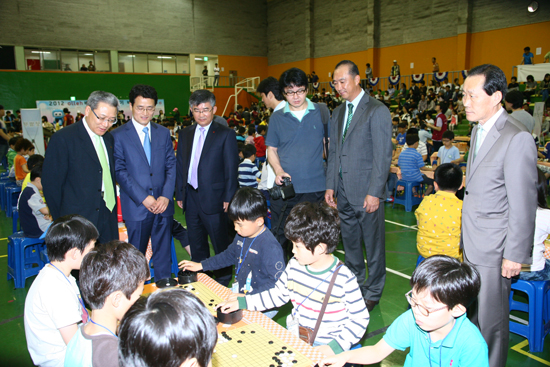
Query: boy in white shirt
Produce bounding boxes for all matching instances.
[24,215,98,367]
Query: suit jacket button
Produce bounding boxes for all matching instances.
[149,188,153,191]
[465,191,469,195]
[150,173,153,176]
[96,208,99,211]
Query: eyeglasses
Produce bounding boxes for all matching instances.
[135,106,155,113]
[192,108,213,115]
[91,109,117,125]
[405,290,447,317]
[284,89,307,97]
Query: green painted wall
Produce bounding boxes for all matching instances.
[0,70,190,116]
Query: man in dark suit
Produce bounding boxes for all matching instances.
[461,64,537,367]
[112,85,176,280]
[325,60,393,312]
[176,90,238,286]
[42,91,119,243]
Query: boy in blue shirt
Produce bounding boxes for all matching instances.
[238,144,261,188]
[435,130,461,165]
[396,122,407,145]
[179,187,284,310]
[64,241,150,367]
[398,133,434,194]
[320,255,489,367]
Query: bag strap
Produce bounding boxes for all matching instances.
[311,260,342,343]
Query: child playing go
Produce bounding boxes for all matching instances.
[64,240,150,367]
[179,187,284,305]
[24,215,99,367]
[320,255,488,367]
[218,202,369,356]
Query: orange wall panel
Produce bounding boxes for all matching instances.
[217,55,268,79]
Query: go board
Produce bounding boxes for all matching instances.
[177,282,224,316]
[212,323,314,367]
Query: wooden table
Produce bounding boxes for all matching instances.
[143,273,323,366]
[390,165,466,185]
[454,136,471,142]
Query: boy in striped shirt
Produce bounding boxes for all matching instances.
[238,144,261,188]
[219,202,369,356]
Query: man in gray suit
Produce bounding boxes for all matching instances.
[325,60,393,311]
[462,64,537,367]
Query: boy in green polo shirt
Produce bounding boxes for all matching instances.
[320,255,488,367]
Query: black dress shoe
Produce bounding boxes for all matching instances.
[365,299,379,312]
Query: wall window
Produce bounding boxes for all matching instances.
[24,48,60,70]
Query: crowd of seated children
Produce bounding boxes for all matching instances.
[118,288,217,367]
[415,163,463,261]
[64,241,149,367]
[24,215,99,367]
[518,169,550,281]
[218,202,369,356]
[180,187,284,317]
[17,164,51,238]
[320,255,488,367]
[14,138,34,186]
[237,145,261,188]
[397,134,434,195]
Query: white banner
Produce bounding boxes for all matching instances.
[36,99,166,125]
[516,64,550,82]
[21,109,45,156]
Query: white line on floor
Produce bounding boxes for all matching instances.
[335,250,412,280]
[385,219,418,230]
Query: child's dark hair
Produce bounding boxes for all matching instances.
[392,117,400,123]
[442,130,455,141]
[237,126,246,135]
[284,202,340,254]
[118,288,217,367]
[9,136,21,147]
[257,125,266,134]
[27,154,45,171]
[536,168,548,209]
[14,138,33,152]
[30,164,42,181]
[405,133,419,146]
[227,187,267,222]
[434,163,463,192]
[411,255,481,309]
[45,214,99,261]
[242,144,257,159]
[247,124,256,135]
[398,122,408,129]
[80,240,149,310]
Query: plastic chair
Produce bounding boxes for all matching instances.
[0,180,17,212]
[12,207,19,233]
[392,179,424,212]
[509,279,550,352]
[148,238,180,282]
[7,231,45,288]
[5,186,21,217]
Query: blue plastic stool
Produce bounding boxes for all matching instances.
[148,238,180,282]
[415,255,426,268]
[5,186,21,217]
[0,180,17,212]
[7,231,46,288]
[12,207,19,233]
[0,172,9,179]
[392,180,424,212]
[509,279,550,352]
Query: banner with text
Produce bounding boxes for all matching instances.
[21,109,45,155]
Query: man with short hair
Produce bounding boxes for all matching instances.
[112,84,176,281]
[175,90,238,286]
[326,60,392,311]
[62,108,74,127]
[462,64,537,367]
[42,91,119,243]
[432,57,439,73]
[202,66,208,85]
[521,46,534,65]
[213,63,220,86]
[257,77,286,112]
[504,89,535,133]
[266,68,329,248]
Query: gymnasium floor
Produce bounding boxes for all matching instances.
[0,202,549,366]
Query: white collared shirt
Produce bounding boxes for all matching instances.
[476,107,505,151]
[274,100,286,112]
[343,89,365,134]
[131,118,151,145]
[83,117,109,192]
[187,122,212,184]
